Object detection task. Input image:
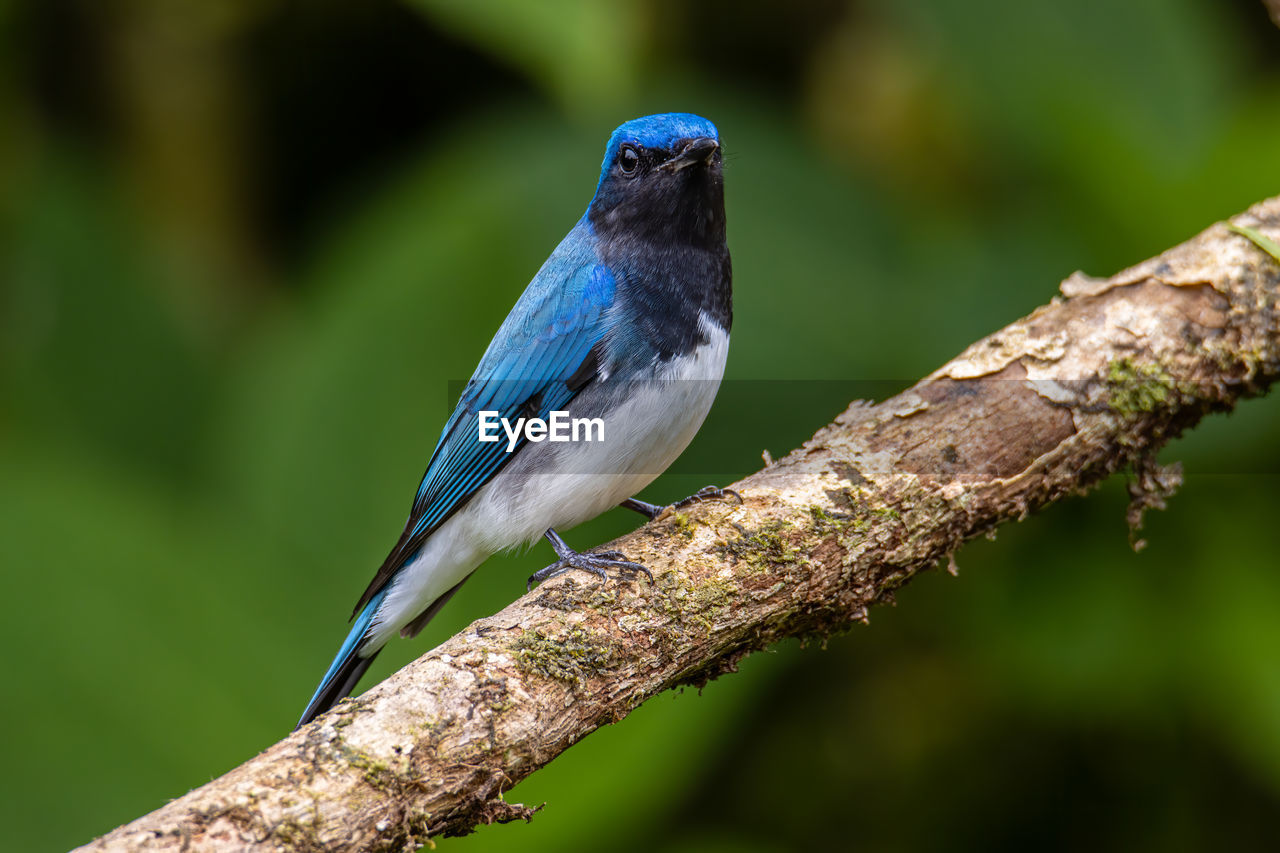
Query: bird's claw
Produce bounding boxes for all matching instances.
[526,550,652,592]
[621,486,743,522]
[671,485,743,512]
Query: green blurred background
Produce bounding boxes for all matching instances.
[3,0,1280,849]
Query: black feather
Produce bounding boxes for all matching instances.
[295,647,381,729]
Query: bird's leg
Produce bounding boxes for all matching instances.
[526,528,653,592]
[620,485,743,521]
[618,497,665,519]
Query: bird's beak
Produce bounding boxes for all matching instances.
[661,137,720,172]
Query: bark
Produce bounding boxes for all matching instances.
[79,197,1280,852]
[1265,0,1280,30]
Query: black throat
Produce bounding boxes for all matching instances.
[588,164,732,362]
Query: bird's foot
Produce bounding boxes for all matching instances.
[622,485,743,521]
[673,485,743,512]
[527,531,653,592]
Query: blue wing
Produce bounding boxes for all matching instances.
[349,222,616,616]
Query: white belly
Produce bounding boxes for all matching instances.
[369,318,729,647]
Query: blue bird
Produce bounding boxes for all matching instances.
[296,113,733,728]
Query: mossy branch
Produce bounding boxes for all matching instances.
[79,197,1280,852]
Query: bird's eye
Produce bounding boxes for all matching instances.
[618,145,640,175]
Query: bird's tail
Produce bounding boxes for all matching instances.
[296,588,387,729]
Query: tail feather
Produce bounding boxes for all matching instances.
[296,589,387,729]
[400,572,473,639]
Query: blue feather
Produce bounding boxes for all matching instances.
[296,113,731,729]
[597,113,720,185]
[296,587,388,727]
[348,221,617,618]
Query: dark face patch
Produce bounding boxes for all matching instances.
[587,139,732,364]
[589,141,727,250]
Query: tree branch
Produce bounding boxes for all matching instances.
[80,197,1280,852]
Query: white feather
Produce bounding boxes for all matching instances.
[368,315,729,648]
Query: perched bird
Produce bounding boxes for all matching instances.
[297,113,733,728]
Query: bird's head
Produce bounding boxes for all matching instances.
[588,113,725,249]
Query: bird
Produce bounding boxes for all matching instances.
[296,113,734,728]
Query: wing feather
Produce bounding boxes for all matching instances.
[350,233,615,617]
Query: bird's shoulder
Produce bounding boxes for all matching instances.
[469,218,617,381]
[347,221,620,618]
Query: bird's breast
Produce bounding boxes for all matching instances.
[464,314,730,547]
